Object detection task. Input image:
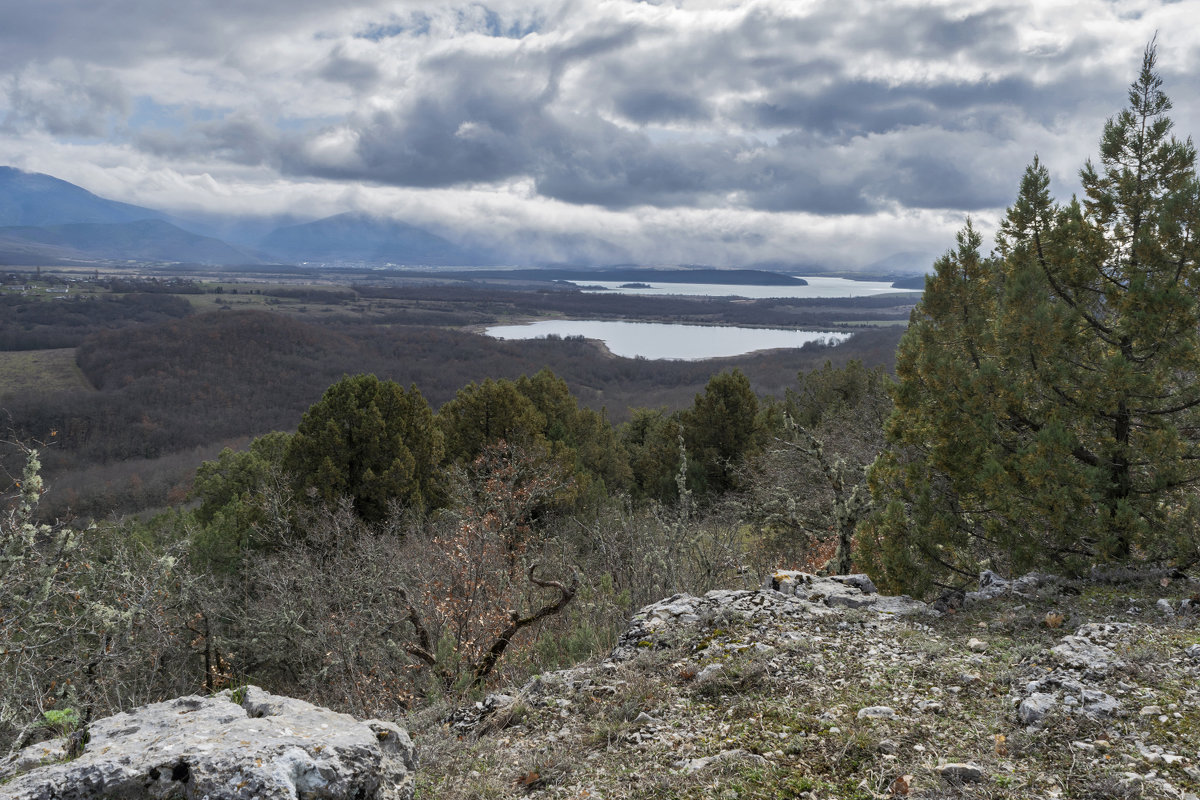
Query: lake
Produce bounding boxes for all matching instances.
[485,320,853,360]
[566,275,922,299]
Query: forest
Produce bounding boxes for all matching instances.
[0,272,907,520]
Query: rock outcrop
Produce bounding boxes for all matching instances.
[0,686,415,800]
[608,571,929,662]
[427,569,1200,800]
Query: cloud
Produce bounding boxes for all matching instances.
[1,0,1197,268]
[2,61,130,137]
[318,45,383,89]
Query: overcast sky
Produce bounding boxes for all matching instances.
[2,0,1198,270]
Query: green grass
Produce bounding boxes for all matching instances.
[0,348,93,394]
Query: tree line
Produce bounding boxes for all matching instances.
[3,308,899,519]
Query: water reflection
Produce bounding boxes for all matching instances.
[485,320,852,360]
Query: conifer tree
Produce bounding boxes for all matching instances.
[859,44,1200,594]
[286,374,444,522]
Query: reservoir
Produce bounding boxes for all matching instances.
[485,320,852,360]
[566,275,922,299]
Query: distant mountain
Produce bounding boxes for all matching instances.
[890,274,927,290]
[0,167,163,227]
[259,212,486,266]
[0,219,260,265]
[0,234,85,266]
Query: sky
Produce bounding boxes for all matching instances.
[1,0,1198,271]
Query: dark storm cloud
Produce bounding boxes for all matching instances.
[318,47,383,88]
[136,114,283,167]
[840,5,1018,59]
[266,0,1130,214]
[612,88,711,125]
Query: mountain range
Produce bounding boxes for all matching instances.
[0,167,490,268]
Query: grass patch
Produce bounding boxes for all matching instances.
[0,348,92,395]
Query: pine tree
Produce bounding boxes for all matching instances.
[858,44,1200,594]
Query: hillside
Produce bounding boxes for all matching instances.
[412,570,1200,800]
[259,212,485,266]
[0,219,259,265]
[0,167,162,227]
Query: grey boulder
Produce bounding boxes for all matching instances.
[0,686,415,800]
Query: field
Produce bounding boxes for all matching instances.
[0,348,92,395]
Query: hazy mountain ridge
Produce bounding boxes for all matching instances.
[257,211,489,266]
[0,167,164,228]
[0,166,929,274]
[0,168,489,267]
[0,219,261,265]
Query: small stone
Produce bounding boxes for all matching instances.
[1156,599,1175,617]
[1072,741,1095,752]
[1140,705,1163,716]
[1051,636,1123,673]
[1185,644,1200,661]
[682,749,768,774]
[856,706,896,720]
[1019,692,1057,725]
[937,763,984,784]
[967,638,988,652]
[1081,690,1121,718]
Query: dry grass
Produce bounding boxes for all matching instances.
[0,348,93,395]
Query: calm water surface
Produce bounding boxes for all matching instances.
[567,275,921,299]
[485,320,852,360]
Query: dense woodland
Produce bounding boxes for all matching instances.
[1,276,906,519]
[4,50,1198,773]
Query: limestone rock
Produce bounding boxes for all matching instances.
[937,762,984,784]
[856,706,896,720]
[0,686,415,800]
[765,571,927,615]
[680,748,767,774]
[965,570,1058,605]
[446,693,517,732]
[1018,692,1057,725]
[1051,636,1124,674]
[1080,689,1121,717]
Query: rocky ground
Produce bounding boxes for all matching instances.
[409,570,1200,800]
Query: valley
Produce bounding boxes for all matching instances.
[0,264,917,520]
